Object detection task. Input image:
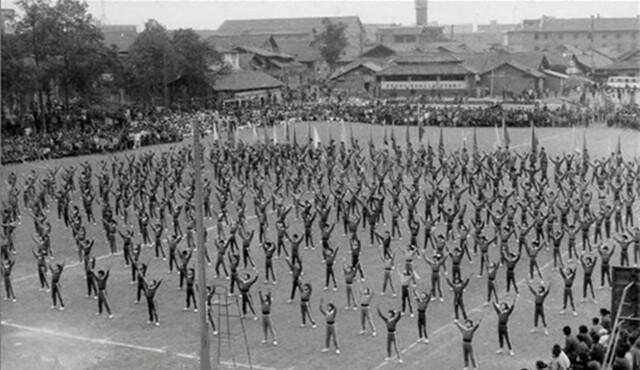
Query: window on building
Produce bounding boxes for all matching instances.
[558,33,563,39]
[574,33,579,39]
[534,33,539,40]
[602,33,607,39]
[616,33,621,39]
[544,34,548,40]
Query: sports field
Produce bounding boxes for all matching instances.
[1,122,639,370]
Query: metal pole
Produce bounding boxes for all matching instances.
[192,116,212,370]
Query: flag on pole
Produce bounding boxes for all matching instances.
[419,113,427,142]
[438,126,444,152]
[472,127,478,154]
[292,124,298,146]
[572,125,580,153]
[212,121,219,142]
[461,129,467,149]
[390,120,396,145]
[263,125,269,145]
[252,123,259,143]
[582,127,587,153]
[349,124,355,147]
[616,135,621,154]
[340,120,347,143]
[383,125,388,145]
[368,124,373,147]
[272,124,278,144]
[313,127,320,149]
[405,124,410,146]
[501,115,510,149]
[307,122,311,143]
[329,125,333,143]
[493,123,501,149]
[530,120,538,154]
[285,121,291,142]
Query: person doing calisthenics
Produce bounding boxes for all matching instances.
[377,304,403,363]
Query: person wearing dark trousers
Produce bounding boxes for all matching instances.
[447,275,470,320]
[237,272,259,319]
[184,268,197,312]
[319,298,340,355]
[377,305,403,363]
[298,282,316,328]
[413,289,431,344]
[49,262,65,310]
[143,278,162,325]
[92,269,113,318]
[493,296,517,356]
[527,280,550,335]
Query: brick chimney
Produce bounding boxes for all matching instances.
[415,0,428,26]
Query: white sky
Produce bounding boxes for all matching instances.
[5,0,640,30]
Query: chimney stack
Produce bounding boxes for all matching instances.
[415,0,428,26]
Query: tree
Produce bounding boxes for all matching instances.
[314,18,347,70]
[125,19,175,107]
[54,0,118,109]
[170,28,218,101]
[8,0,118,131]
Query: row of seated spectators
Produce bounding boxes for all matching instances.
[533,308,640,370]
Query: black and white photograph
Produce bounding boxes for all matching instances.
[1,0,639,369]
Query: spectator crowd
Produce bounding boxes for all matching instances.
[2,98,638,164]
[534,308,640,370]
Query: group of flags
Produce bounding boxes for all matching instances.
[208,113,632,158]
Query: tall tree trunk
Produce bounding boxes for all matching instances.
[38,89,46,133]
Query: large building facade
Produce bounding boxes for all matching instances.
[507,16,640,54]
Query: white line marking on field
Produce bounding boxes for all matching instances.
[1,320,280,370]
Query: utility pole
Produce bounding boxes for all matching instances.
[192,115,212,370]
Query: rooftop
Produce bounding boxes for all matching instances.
[329,60,384,80]
[378,63,472,76]
[217,16,362,36]
[393,52,462,64]
[510,16,640,33]
[211,70,284,92]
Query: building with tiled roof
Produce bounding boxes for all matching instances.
[507,15,640,54]
[211,70,284,104]
[375,26,447,52]
[328,60,384,97]
[215,16,365,60]
[596,49,640,77]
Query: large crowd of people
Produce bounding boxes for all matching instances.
[4,94,638,165]
[535,308,640,370]
[2,117,640,370]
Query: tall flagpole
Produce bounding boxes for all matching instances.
[192,115,211,370]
